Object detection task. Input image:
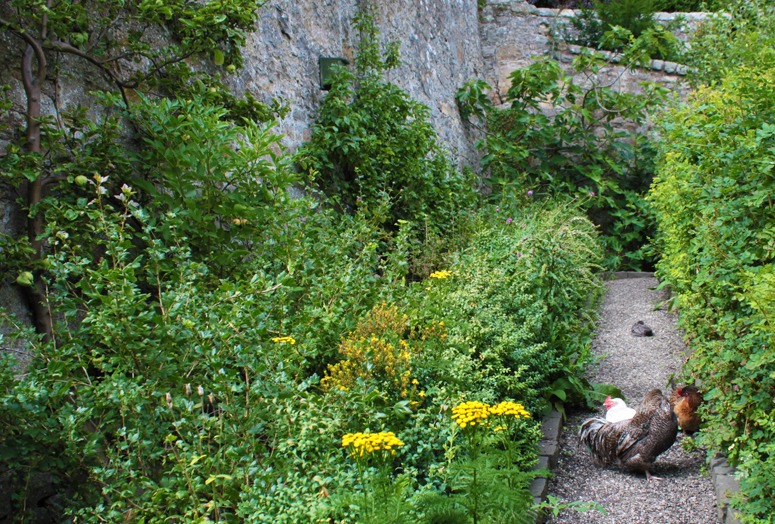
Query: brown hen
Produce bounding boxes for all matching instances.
[579,389,678,481]
[670,385,703,434]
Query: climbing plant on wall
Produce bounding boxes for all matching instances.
[456,52,668,270]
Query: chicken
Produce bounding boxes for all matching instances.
[604,396,636,423]
[579,389,678,481]
[670,385,703,434]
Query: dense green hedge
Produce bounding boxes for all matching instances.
[649,5,775,518]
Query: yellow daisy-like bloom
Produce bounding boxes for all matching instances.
[342,431,405,457]
[489,401,531,419]
[271,336,296,345]
[429,270,452,279]
[451,401,491,429]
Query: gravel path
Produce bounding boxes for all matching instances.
[545,276,718,524]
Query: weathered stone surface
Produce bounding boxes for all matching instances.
[479,0,706,100]
[236,0,485,167]
[541,409,563,438]
[710,454,742,524]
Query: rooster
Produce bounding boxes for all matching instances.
[579,389,678,481]
[670,385,703,435]
[604,396,636,423]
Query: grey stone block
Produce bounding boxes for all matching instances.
[541,410,563,439]
[529,477,548,499]
[538,439,558,459]
[714,474,739,502]
[533,455,551,473]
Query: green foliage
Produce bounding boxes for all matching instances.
[416,400,540,524]
[536,495,607,520]
[566,0,683,61]
[595,0,660,40]
[296,7,477,239]
[129,95,298,277]
[649,17,775,519]
[413,202,604,414]
[459,58,665,270]
[0,179,607,522]
[682,0,775,88]
[1,3,612,522]
[654,0,731,10]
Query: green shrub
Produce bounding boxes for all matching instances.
[649,24,775,520]
[458,59,665,270]
[296,7,478,241]
[411,202,605,414]
[682,0,775,87]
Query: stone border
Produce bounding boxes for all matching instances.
[530,409,563,522]
[711,454,742,524]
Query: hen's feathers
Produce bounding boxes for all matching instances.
[670,385,703,434]
[579,389,678,477]
[604,397,636,423]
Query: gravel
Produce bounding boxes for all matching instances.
[544,276,719,524]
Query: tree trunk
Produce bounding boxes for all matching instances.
[20,33,54,341]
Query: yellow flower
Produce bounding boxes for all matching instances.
[489,401,531,419]
[271,336,296,345]
[451,401,491,429]
[429,270,452,279]
[451,400,531,430]
[342,431,405,457]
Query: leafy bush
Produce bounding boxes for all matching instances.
[649,9,775,518]
[296,7,478,242]
[412,202,605,414]
[458,58,665,270]
[564,0,685,61]
[1,174,606,522]
[682,0,775,87]
[1,3,610,522]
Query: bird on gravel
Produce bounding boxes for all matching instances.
[670,384,703,435]
[631,320,654,337]
[579,389,678,481]
[604,396,636,423]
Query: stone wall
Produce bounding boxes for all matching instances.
[232,0,485,165]
[480,0,707,103]
[0,0,707,347]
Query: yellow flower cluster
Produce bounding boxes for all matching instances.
[489,401,531,419]
[429,270,452,279]
[321,304,420,400]
[271,336,296,345]
[452,400,531,429]
[342,431,405,457]
[451,401,491,428]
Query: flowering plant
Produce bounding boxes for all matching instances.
[342,431,405,458]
